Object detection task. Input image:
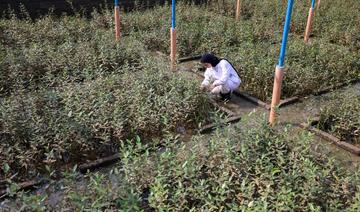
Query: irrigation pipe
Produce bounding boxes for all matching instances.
[300,120,360,156]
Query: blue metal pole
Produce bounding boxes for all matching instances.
[278,0,294,67]
[115,0,119,6]
[172,0,176,28]
[311,0,316,9]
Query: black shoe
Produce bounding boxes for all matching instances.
[220,92,231,101]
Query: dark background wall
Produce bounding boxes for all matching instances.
[0,0,208,18]
[0,0,171,17]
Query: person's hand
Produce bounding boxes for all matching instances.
[209,84,215,91]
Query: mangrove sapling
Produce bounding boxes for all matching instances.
[0,57,211,181]
[4,118,360,210]
[119,3,359,101]
[318,91,360,145]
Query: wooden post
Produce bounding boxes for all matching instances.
[170,0,176,71]
[269,0,294,126]
[269,66,285,125]
[170,28,176,70]
[236,0,241,21]
[304,7,314,43]
[114,5,120,41]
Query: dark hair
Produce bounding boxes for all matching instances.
[200,53,220,67]
[201,53,241,79]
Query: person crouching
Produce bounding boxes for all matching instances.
[200,53,241,101]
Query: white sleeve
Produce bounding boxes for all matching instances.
[201,69,211,87]
[213,61,230,86]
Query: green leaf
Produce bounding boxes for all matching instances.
[3,163,10,174]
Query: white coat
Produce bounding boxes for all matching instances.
[201,59,241,94]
